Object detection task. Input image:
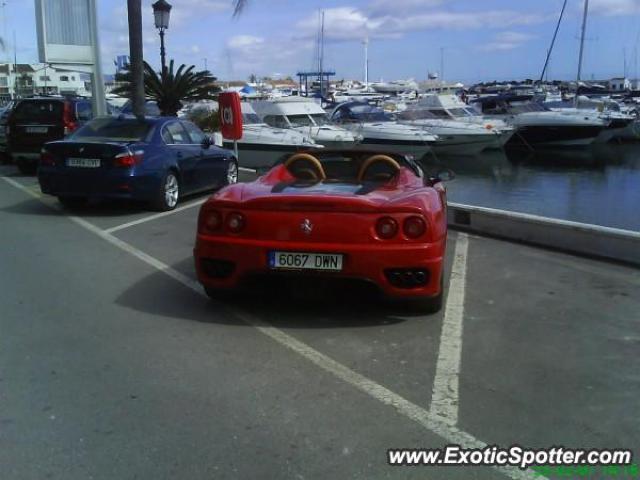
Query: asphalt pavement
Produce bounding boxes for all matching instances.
[1,164,638,480]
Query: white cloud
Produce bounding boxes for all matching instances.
[296,8,383,41]
[225,35,312,77]
[296,6,545,42]
[478,31,535,52]
[368,0,444,15]
[169,0,229,29]
[589,0,640,16]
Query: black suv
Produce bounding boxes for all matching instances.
[7,97,93,174]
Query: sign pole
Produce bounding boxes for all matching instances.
[88,0,106,116]
[234,140,238,161]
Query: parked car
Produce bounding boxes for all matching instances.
[7,97,93,174]
[0,101,15,163]
[38,115,238,211]
[194,150,450,312]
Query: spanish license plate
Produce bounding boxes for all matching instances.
[25,126,48,134]
[67,158,100,168]
[269,251,343,271]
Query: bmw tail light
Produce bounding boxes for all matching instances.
[226,212,245,233]
[114,150,143,167]
[376,216,398,239]
[40,149,55,166]
[403,216,426,239]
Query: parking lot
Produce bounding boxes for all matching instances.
[1,164,639,480]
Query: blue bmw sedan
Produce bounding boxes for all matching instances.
[38,116,238,211]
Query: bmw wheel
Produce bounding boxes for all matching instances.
[225,159,238,186]
[152,170,179,211]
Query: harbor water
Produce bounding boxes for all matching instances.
[426,144,640,233]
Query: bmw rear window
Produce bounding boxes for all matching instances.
[71,117,153,142]
[13,100,63,122]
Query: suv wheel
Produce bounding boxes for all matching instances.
[16,158,37,175]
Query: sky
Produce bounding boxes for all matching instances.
[1,0,640,84]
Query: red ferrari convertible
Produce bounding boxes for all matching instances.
[194,150,450,312]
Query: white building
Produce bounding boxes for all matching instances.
[0,63,91,103]
[608,77,631,91]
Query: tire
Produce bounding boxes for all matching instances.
[16,158,37,175]
[152,170,180,211]
[223,159,238,186]
[58,196,88,208]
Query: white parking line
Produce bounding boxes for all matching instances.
[1,175,541,480]
[239,167,257,174]
[104,198,207,234]
[430,232,469,425]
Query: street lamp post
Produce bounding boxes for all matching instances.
[152,0,172,74]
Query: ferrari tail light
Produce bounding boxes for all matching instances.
[376,216,398,239]
[40,148,55,166]
[226,212,245,233]
[201,209,222,234]
[403,216,426,239]
[114,150,143,167]
[63,101,77,135]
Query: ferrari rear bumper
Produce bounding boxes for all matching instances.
[194,235,445,298]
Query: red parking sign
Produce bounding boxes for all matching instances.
[218,92,243,140]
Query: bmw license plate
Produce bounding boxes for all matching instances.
[67,158,100,168]
[269,251,343,271]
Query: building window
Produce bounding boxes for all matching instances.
[60,75,69,81]
[0,77,7,87]
[39,75,51,82]
[71,76,76,81]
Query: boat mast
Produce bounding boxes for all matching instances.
[363,34,369,89]
[575,0,589,104]
[319,10,325,99]
[539,0,567,83]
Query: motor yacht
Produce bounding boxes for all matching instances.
[221,103,322,169]
[474,95,609,147]
[329,102,437,160]
[395,107,502,156]
[251,98,359,149]
[414,94,515,148]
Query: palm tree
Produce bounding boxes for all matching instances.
[113,59,219,116]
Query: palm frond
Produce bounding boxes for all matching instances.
[112,59,219,116]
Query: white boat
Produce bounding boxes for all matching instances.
[251,97,359,149]
[473,95,612,147]
[329,102,437,160]
[413,94,515,148]
[395,107,501,156]
[370,79,419,94]
[544,96,638,143]
[221,103,322,169]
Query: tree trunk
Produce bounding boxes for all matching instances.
[127,0,145,119]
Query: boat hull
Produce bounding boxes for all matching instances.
[506,125,605,147]
[355,138,433,160]
[222,142,322,169]
[430,134,498,156]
